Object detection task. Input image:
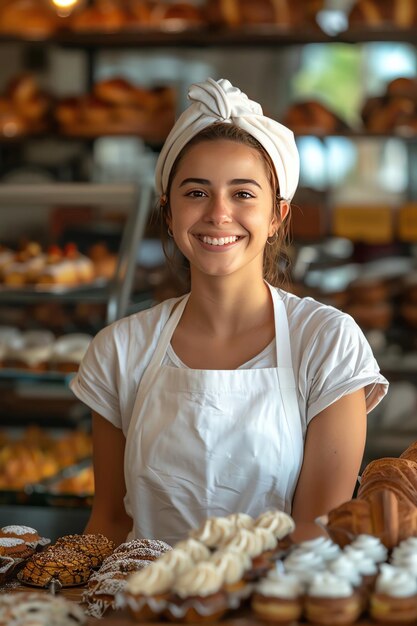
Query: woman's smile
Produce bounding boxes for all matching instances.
[193,233,245,251]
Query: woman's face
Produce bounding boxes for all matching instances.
[168,139,282,281]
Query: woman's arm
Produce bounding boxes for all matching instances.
[291,388,367,542]
[84,411,132,546]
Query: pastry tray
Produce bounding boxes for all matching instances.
[0,278,107,294]
[0,459,93,508]
[33,458,94,508]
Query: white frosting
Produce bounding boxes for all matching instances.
[253,527,278,551]
[350,535,387,563]
[328,555,362,586]
[255,510,295,539]
[308,572,354,598]
[375,563,417,597]
[0,537,25,547]
[126,561,174,595]
[256,574,304,600]
[391,551,417,575]
[398,537,417,551]
[227,513,254,530]
[222,529,263,557]
[174,539,211,562]
[299,537,341,561]
[190,516,235,548]
[284,549,325,573]
[210,549,250,584]
[173,561,224,598]
[1,525,36,535]
[342,547,378,576]
[158,548,194,575]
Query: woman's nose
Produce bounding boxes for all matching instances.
[203,194,232,224]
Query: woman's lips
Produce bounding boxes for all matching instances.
[193,234,244,251]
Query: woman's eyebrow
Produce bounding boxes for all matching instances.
[229,178,262,188]
[179,177,262,188]
[179,177,210,187]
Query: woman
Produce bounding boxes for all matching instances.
[71,78,388,546]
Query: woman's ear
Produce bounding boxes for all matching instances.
[269,200,289,236]
[279,200,290,222]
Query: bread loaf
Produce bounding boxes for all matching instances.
[400,440,417,464]
[357,457,417,507]
[327,489,417,549]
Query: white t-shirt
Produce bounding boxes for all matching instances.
[70,288,388,438]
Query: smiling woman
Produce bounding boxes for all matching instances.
[70,78,388,547]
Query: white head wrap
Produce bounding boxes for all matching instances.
[155,77,299,201]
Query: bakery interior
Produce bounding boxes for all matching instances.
[2,0,417,622]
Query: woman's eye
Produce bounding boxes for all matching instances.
[235,191,254,199]
[186,190,206,198]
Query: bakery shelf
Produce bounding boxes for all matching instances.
[2,25,417,49]
[0,26,332,49]
[0,369,74,385]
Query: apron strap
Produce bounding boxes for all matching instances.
[268,284,294,372]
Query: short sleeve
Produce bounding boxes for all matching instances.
[70,325,122,428]
[306,314,388,425]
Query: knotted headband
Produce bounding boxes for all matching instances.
[155,77,300,201]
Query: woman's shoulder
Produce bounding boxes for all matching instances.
[92,295,185,351]
[277,287,352,328]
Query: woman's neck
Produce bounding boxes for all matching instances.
[184,272,273,339]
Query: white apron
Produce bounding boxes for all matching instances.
[124,284,303,544]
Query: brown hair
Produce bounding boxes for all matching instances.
[159,122,292,286]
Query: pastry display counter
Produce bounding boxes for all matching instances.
[1,587,376,626]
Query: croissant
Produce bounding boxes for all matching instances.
[357,457,417,508]
[327,489,417,549]
[400,440,417,464]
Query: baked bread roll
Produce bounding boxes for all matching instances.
[206,0,312,27]
[70,0,126,32]
[400,440,417,464]
[327,489,417,549]
[358,457,417,508]
[349,0,417,28]
[0,0,59,38]
[283,100,349,134]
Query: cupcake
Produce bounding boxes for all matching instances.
[174,539,211,563]
[349,534,388,564]
[190,516,235,549]
[390,550,417,576]
[166,561,227,622]
[370,563,417,624]
[226,512,254,530]
[157,548,195,576]
[209,548,251,596]
[305,572,363,625]
[222,528,269,580]
[255,510,295,544]
[252,573,304,624]
[297,536,341,563]
[327,554,366,610]
[342,546,379,591]
[283,548,325,585]
[124,560,175,621]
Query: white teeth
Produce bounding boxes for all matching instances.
[201,235,239,246]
